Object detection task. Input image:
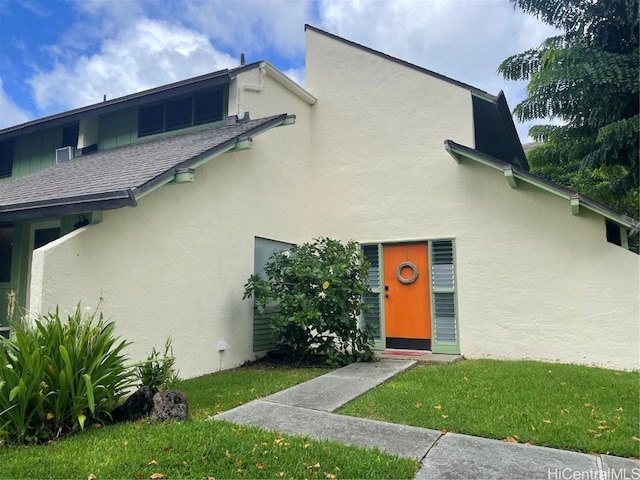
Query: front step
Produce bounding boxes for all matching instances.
[376,349,463,365]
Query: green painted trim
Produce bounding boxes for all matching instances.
[431,344,460,354]
[375,243,385,350]
[621,227,629,249]
[234,139,253,150]
[570,196,580,215]
[504,166,517,189]
[90,211,104,224]
[445,141,638,232]
[170,170,195,184]
[429,238,461,355]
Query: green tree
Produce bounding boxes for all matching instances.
[498,0,639,218]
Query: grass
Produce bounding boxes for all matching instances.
[338,359,640,458]
[0,361,417,479]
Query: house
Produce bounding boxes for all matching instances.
[0,25,638,376]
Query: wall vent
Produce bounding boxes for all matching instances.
[55,146,76,163]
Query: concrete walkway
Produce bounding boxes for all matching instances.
[213,359,639,479]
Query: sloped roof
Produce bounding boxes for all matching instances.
[444,140,640,234]
[0,114,292,221]
[0,62,262,140]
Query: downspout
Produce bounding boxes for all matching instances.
[236,62,266,119]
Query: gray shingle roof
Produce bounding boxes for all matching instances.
[0,114,290,220]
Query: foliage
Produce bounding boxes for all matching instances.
[136,337,179,393]
[243,237,376,366]
[498,0,639,219]
[339,359,640,458]
[0,304,136,445]
[0,362,416,479]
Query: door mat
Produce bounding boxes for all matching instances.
[381,350,428,356]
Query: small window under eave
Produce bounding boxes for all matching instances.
[605,219,622,246]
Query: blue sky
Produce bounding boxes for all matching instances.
[0,0,558,140]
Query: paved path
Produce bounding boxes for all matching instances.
[213,359,639,479]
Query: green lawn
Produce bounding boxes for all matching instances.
[0,362,417,479]
[338,359,640,458]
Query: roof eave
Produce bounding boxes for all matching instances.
[444,139,639,232]
[0,190,136,222]
[262,62,317,105]
[0,67,249,140]
[133,113,295,199]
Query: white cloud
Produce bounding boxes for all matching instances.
[180,0,312,60]
[282,67,306,87]
[0,78,31,129]
[28,18,238,114]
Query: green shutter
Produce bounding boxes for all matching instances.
[430,240,459,353]
[362,244,382,342]
[253,312,276,352]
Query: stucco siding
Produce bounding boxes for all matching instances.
[305,28,476,242]
[28,119,313,379]
[305,28,639,370]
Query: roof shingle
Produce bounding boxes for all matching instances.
[0,114,289,220]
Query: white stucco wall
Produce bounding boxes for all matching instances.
[305,28,639,370]
[29,85,314,379]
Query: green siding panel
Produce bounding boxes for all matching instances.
[99,108,137,149]
[12,128,61,177]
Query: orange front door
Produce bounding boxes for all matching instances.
[383,243,431,350]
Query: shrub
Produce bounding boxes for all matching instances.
[243,237,376,366]
[0,304,136,444]
[136,337,179,393]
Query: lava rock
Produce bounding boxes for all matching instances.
[148,390,189,423]
[112,386,155,422]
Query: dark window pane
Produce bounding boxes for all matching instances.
[61,122,79,148]
[0,140,14,179]
[166,96,193,131]
[194,88,224,125]
[0,226,13,283]
[138,104,165,137]
[34,228,61,250]
[605,220,622,246]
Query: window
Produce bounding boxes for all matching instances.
[138,87,224,138]
[0,140,14,179]
[61,122,79,148]
[362,245,382,340]
[430,240,457,346]
[605,219,622,247]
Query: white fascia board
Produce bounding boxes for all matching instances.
[262,62,317,105]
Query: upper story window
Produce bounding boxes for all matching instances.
[138,87,224,138]
[61,123,79,148]
[0,140,14,179]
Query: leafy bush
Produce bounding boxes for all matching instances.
[243,237,376,366]
[136,337,179,393]
[0,304,136,444]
